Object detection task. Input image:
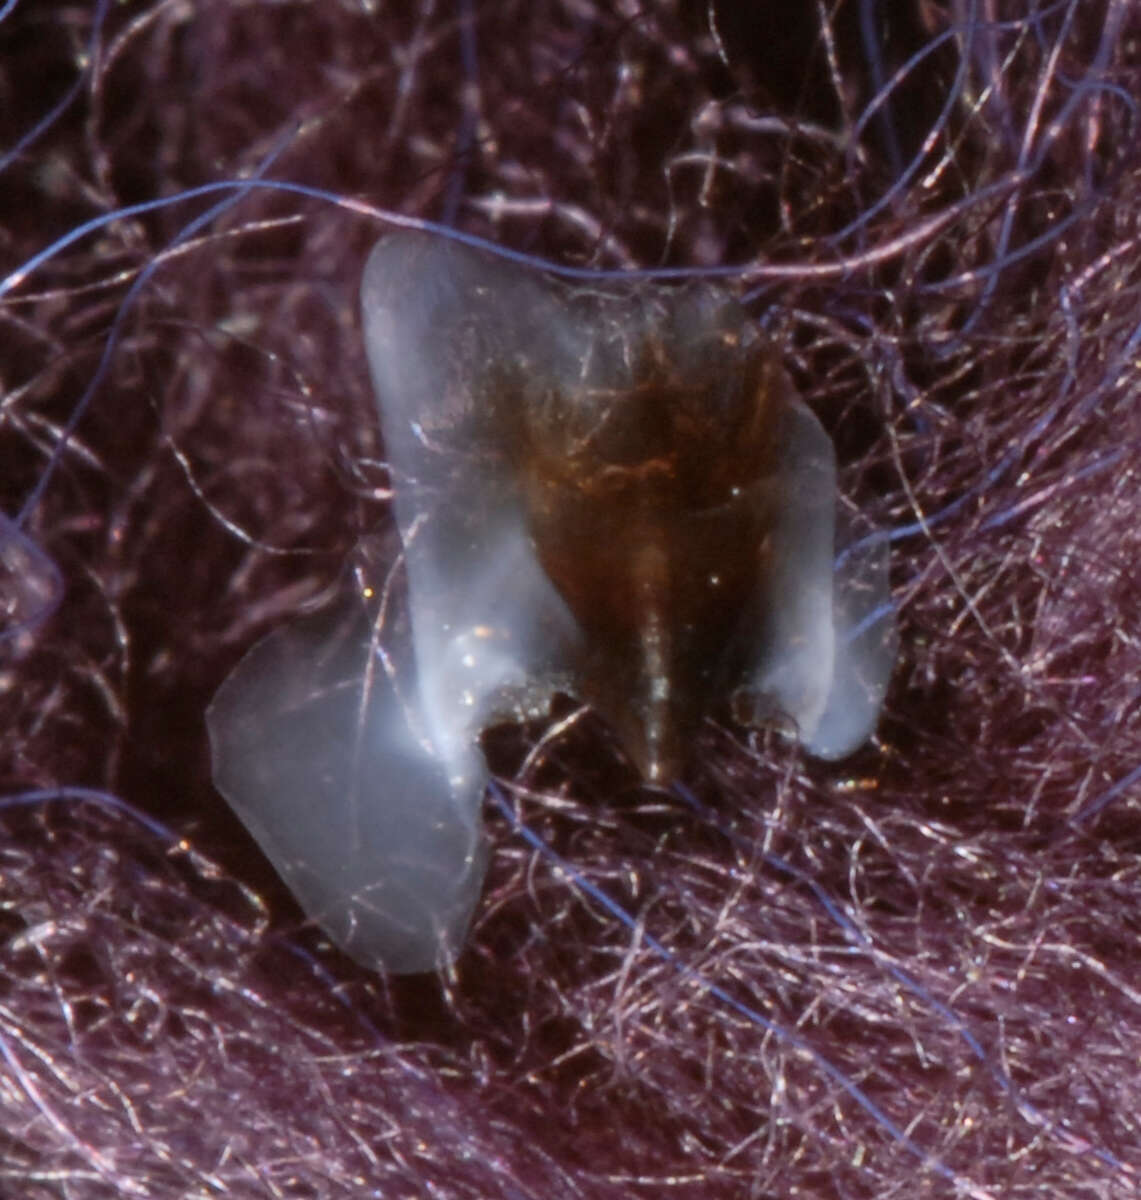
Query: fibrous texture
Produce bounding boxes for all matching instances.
[1,1,1140,1197]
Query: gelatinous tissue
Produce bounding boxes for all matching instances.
[207,231,896,973]
[1,514,64,649]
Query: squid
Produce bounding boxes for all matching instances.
[207,231,895,973]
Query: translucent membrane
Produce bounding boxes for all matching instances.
[0,514,64,647]
[207,231,895,973]
[208,586,489,974]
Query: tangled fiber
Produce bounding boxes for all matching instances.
[1,1,1139,1196]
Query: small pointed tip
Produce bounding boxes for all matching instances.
[619,719,685,788]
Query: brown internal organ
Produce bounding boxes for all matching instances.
[506,342,784,512]
[520,464,776,782]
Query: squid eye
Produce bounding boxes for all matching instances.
[206,230,896,974]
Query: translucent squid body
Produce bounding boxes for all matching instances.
[207,231,896,974]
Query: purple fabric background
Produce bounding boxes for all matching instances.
[1,2,1139,1196]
